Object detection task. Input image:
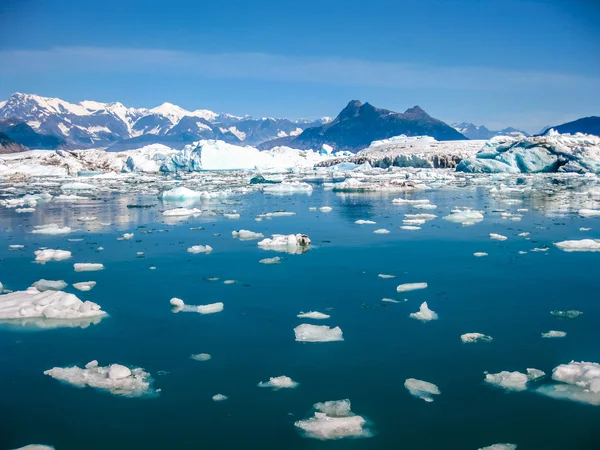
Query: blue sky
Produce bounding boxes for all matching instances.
[1,0,598,132]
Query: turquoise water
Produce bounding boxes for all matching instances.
[1,188,599,449]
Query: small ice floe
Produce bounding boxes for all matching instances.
[373,229,390,234]
[578,209,600,218]
[163,208,201,217]
[396,282,428,293]
[258,375,299,390]
[485,368,545,391]
[518,251,527,254]
[473,252,488,257]
[223,213,240,219]
[258,234,310,254]
[309,207,317,211]
[382,298,402,303]
[263,182,313,195]
[542,330,566,338]
[55,194,88,201]
[555,239,600,252]
[259,256,281,264]
[212,394,228,401]
[518,232,530,237]
[405,213,436,222]
[531,247,549,252]
[401,226,421,230]
[378,274,395,279]
[392,198,429,205]
[169,298,224,315]
[67,238,84,242]
[31,224,72,235]
[223,280,237,285]
[159,186,206,200]
[74,263,104,272]
[118,233,134,240]
[61,182,97,191]
[16,207,35,213]
[490,233,507,241]
[0,288,106,328]
[259,211,296,218]
[187,245,213,254]
[461,333,493,343]
[34,249,72,264]
[319,206,332,213]
[404,378,441,402]
[232,230,264,240]
[294,324,343,342]
[9,244,24,250]
[409,302,438,322]
[580,227,591,231]
[31,279,67,292]
[190,353,211,361]
[478,444,517,450]
[73,281,96,292]
[44,360,156,397]
[297,311,330,319]
[355,220,376,225]
[550,310,583,319]
[536,361,600,405]
[294,399,371,440]
[77,216,96,222]
[11,445,55,449]
[413,203,437,210]
[443,209,484,225]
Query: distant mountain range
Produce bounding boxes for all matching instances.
[542,116,600,137]
[260,100,467,152]
[451,122,528,140]
[0,132,28,154]
[0,93,330,151]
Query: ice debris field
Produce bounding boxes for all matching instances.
[1,131,600,450]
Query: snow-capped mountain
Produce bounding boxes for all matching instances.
[452,122,528,140]
[0,93,330,150]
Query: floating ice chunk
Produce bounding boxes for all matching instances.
[405,213,436,221]
[223,213,240,219]
[355,220,376,225]
[187,245,213,254]
[163,207,201,217]
[232,230,264,240]
[461,333,493,343]
[190,353,211,361]
[551,310,583,319]
[294,324,343,342]
[212,394,228,401]
[409,302,438,322]
[31,279,67,291]
[319,206,332,212]
[485,368,544,391]
[443,209,484,225]
[479,444,517,450]
[579,209,600,218]
[397,282,428,293]
[378,274,396,279]
[392,198,430,204]
[382,298,401,303]
[263,182,313,195]
[10,445,55,450]
[44,361,155,397]
[197,302,224,314]
[73,281,96,292]
[170,297,184,308]
[413,203,437,210]
[120,233,134,240]
[34,249,72,264]
[259,211,296,218]
[31,224,72,235]
[474,252,488,257]
[258,375,299,389]
[542,330,567,338]
[309,207,317,211]
[74,263,104,272]
[294,399,370,440]
[159,187,205,200]
[373,229,390,234]
[580,227,591,231]
[0,288,106,327]
[77,216,96,222]
[490,233,507,241]
[400,226,421,230]
[9,244,24,250]
[404,378,441,402]
[55,194,87,201]
[223,280,237,284]
[61,182,97,191]
[258,234,310,254]
[537,361,600,405]
[518,232,530,237]
[297,311,330,319]
[259,256,281,264]
[16,207,35,213]
[555,239,600,252]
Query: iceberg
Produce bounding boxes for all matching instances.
[485,368,545,391]
[159,187,205,200]
[232,230,264,240]
[73,263,104,272]
[258,375,299,389]
[555,239,600,252]
[294,324,343,342]
[542,330,566,338]
[404,378,441,402]
[443,209,484,225]
[319,206,332,212]
[34,249,72,264]
[190,353,211,361]
[294,399,371,440]
[461,333,493,343]
[550,310,583,319]
[61,182,97,191]
[31,279,67,291]
[396,282,428,293]
[223,213,240,219]
[187,245,213,254]
[31,224,72,235]
[297,311,330,319]
[73,281,96,292]
[537,361,600,405]
[44,360,156,397]
[258,234,310,254]
[409,302,438,322]
[490,233,508,241]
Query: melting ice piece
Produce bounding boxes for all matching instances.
[170,298,223,314]
[294,324,343,342]
[294,399,371,440]
[263,182,313,195]
[44,360,156,397]
[378,274,396,279]
[474,252,488,257]
[579,209,600,218]
[542,330,567,338]
[443,209,484,225]
[31,279,67,292]
[73,281,96,292]
[232,230,264,240]
[461,333,493,343]
[159,187,205,200]
[319,206,332,212]
[478,445,517,450]
[537,361,600,405]
[163,208,201,217]
[404,378,441,402]
[223,213,240,219]
[259,256,281,264]
[31,224,72,235]
[258,375,299,389]
[518,232,530,237]
[297,311,330,319]
[485,368,544,391]
[119,233,134,240]
[382,298,401,303]
[197,302,224,314]
[555,239,600,252]
[392,198,430,204]
[355,220,376,225]
[409,302,438,322]
[9,244,25,250]
[74,263,104,272]
[212,394,228,401]
[0,288,106,328]
[11,445,55,450]
[187,245,213,254]
[190,353,211,361]
[490,233,507,241]
[258,234,311,254]
[397,282,428,293]
[550,310,583,319]
[401,226,421,230]
[61,182,97,191]
[373,229,390,234]
[259,211,296,218]
[77,216,96,222]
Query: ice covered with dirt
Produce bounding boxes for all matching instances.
[294,324,343,342]
[294,399,371,440]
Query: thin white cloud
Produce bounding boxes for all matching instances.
[1,46,598,92]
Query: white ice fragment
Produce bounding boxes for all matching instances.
[9,244,24,250]
[518,232,530,237]
[485,368,544,391]
[479,445,517,450]
[474,252,488,257]
[77,216,96,222]
[555,239,600,252]
[223,280,237,284]
[120,233,134,240]
[258,234,310,254]
[537,361,600,405]
[11,445,55,450]
[409,302,438,322]
[580,227,591,231]
[187,245,213,254]
[73,263,104,272]
[579,209,600,218]
[61,182,97,191]
[163,208,201,217]
[190,353,211,361]
[263,182,313,195]
[542,330,567,338]
[401,226,421,230]
[461,333,493,343]
[34,249,72,264]
[404,378,441,402]
[170,297,184,308]
[259,256,281,264]
[392,198,430,204]
[31,279,67,291]
[396,282,428,293]
[73,281,96,292]
[378,274,395,279]
[490,233,507,241]
[355,220,376,225]
[31,224,72,235]
[443,209,484,225]
[197,302,224,314]
[319,206,332,212]
[223,213,240,219]
[373,229,390,234]
[232,230,264,240]
[382,298,401,303]
[212,394,228,401]
[294,324,343,342]
[258,375,299,389]
[294,399,370,440]
[297,311,330,319]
